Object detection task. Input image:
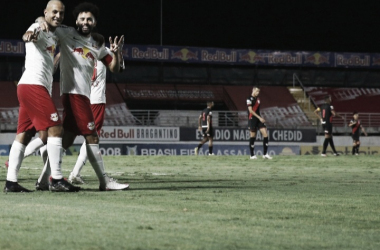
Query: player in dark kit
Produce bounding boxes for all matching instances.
[348,111,367,155]
[314,95,342,156]
[247,87,272,159]
[194,101,214,156]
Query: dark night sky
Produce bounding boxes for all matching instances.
[1,0,379,53]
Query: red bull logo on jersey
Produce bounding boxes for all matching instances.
[73,47,84,55]
[239,51,265,64]
[72,46,96,62]
[304,53,330,65]
[46,45,56,56]
[50,112,59,122]
[171,48,198,61]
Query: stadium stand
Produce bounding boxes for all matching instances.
[223,86,312,128]
[305,87,380,130]
[1,79,378,132]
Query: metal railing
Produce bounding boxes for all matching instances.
[1,107,380,133]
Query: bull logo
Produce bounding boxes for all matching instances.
[171,48,198,61]
[72,46,96,62]
[46,45,56,56]
[73,47,84,55]
[239,51,265,64]
[50,113,59,122]
[87,122,95,130]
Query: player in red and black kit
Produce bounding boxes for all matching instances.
[348,111,367,155]
[314,95,342,156]
[247,87,272,159]
[194,101,214,156]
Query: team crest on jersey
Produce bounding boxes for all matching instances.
[50,113,59,122]
[87,122,95,131]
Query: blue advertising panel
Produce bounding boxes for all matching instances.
[180,127,316,142]
[124,144,299,156]
[2,38,380,69]
[65,144,125,156]
[0,145,10,156]
[0,39,25,57]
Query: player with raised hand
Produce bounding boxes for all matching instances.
[68,40,125,184]
[35,2,128,191]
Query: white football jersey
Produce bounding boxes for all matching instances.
[55,26,112,99]
[18,23,58,95]
[90,59,107,104]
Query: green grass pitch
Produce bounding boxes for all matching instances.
[0,155,379,250]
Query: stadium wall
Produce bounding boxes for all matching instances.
[1,131,379,156]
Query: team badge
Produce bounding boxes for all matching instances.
[87,122,95,131]
[50,113,59,122]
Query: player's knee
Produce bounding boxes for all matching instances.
[86,134,99,144]
[48,125,63,137]
[15,131,34,145]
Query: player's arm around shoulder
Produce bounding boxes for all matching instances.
[22,23,41,43]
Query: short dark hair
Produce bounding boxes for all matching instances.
[353,111,358,115]
[73,2,99,20]
[324,95,331,100]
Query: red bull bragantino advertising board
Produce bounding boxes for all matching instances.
[3,38,380,69]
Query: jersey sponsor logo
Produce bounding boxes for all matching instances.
[73,47,84,54]
[46,45,55,56]
[87,122,95,131]
[50,112,59,122]
[72,46,96,62]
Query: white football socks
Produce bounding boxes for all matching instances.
[86,144,106,188]
[46,137,63,180]
[38,158,51,184]
[7,141,26,182]
[71,141,87,177]
[24,138,44,158]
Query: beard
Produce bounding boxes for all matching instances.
[77,23,93,36]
